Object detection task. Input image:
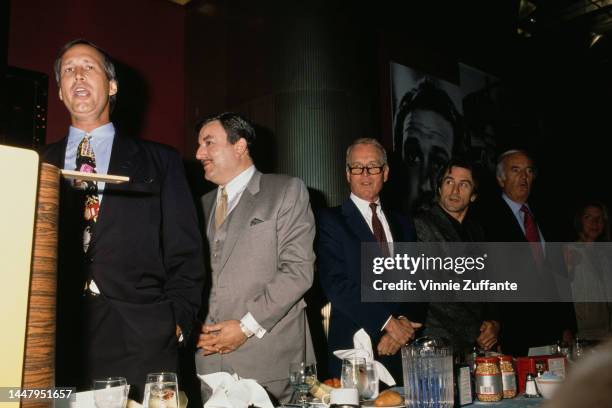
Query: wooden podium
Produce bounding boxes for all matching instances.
[0,144,59,408]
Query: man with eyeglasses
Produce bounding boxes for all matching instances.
[316,138,424,383]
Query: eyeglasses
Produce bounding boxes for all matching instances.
[347,165,385,175]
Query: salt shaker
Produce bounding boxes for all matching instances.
[524,373,539,398]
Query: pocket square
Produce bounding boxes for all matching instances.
[250,218,264,226]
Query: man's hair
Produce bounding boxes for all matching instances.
[574,200,611,242]
[393,77,464,156]
[495,149,536,180]
[195,112,256,150]
[436,157,479,195]
[345,138,387,167]
[54,39,118,110]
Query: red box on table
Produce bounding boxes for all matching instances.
[515,355,568,394]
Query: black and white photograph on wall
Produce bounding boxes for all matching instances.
[390,61,464,213]
[459,63,502,175]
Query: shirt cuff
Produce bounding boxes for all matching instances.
[381,315,393,331]
[241,313,267,339]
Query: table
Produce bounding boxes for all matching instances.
[390,387,545,407]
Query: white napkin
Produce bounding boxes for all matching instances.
[333,329,396,386]
[199,372,274,408]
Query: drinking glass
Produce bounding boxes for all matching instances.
[340,357,367,398]
[92,377,128,408]
[143,372,180,408]
[361,361,379,400]
[289,361,317,407]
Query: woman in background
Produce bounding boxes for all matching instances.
[566,201,612,340]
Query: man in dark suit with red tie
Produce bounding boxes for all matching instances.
[480,149,575,356]
[42,39,205,400]
[316,138,424,383]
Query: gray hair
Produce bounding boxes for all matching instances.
[496,149,534,180]
[345,138,388,167]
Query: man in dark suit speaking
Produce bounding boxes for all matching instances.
[43,39,205,399]
[316,138,423,383]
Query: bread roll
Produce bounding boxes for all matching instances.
[374,390,404,407]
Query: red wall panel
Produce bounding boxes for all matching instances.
[8,0,186,154]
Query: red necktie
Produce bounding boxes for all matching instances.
[520,204,544,265]
[370,203,390,257]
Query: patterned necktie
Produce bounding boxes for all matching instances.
[76,134,100,252]
[215,187,228,229]
[370,202,390,257]
[520,204,544,264]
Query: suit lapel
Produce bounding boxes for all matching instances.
[88,135,141,251]
[42,137,68,169]
[383,206,402,242]
[202,191,216,241]
[217,171,262,272]
[341,199,376,243]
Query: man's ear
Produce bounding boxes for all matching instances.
[234,137,248,155]
[470,193,477,202]
[109,80,118,96]
[496,175,505,188]
[58,87,63,101]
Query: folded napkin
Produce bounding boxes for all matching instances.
[199,372,274,408]
[333,329,396,386]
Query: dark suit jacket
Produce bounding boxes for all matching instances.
[43,133,205,398]
[316,198,424,383]
[479,195,575,356]
[413,205,498,356]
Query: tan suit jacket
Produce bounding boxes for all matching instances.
[196,171,316,388]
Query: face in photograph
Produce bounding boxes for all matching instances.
[401,108,454,209]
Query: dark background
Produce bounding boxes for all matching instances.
[4,0,610,237]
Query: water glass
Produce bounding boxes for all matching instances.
[289,362,317,406]
[143,372,179,408]
[361,361,379,400]
[341,357,367,397]
[92,377,128,408]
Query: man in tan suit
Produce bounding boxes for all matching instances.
[194,112,316,403]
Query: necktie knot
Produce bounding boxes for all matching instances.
[520,204,531,216]
[369,202,378,213]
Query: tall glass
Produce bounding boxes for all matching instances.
[92,377,128,408]
[402,337,454,408]
[361,361,380,400]
[143,372,179,408]
[340,357,367,398]
[289,362,317,407]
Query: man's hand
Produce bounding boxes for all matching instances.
[377,333,402,356]
[476,320,500,350]
[384,316,422,346]
[197,320,247,356]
